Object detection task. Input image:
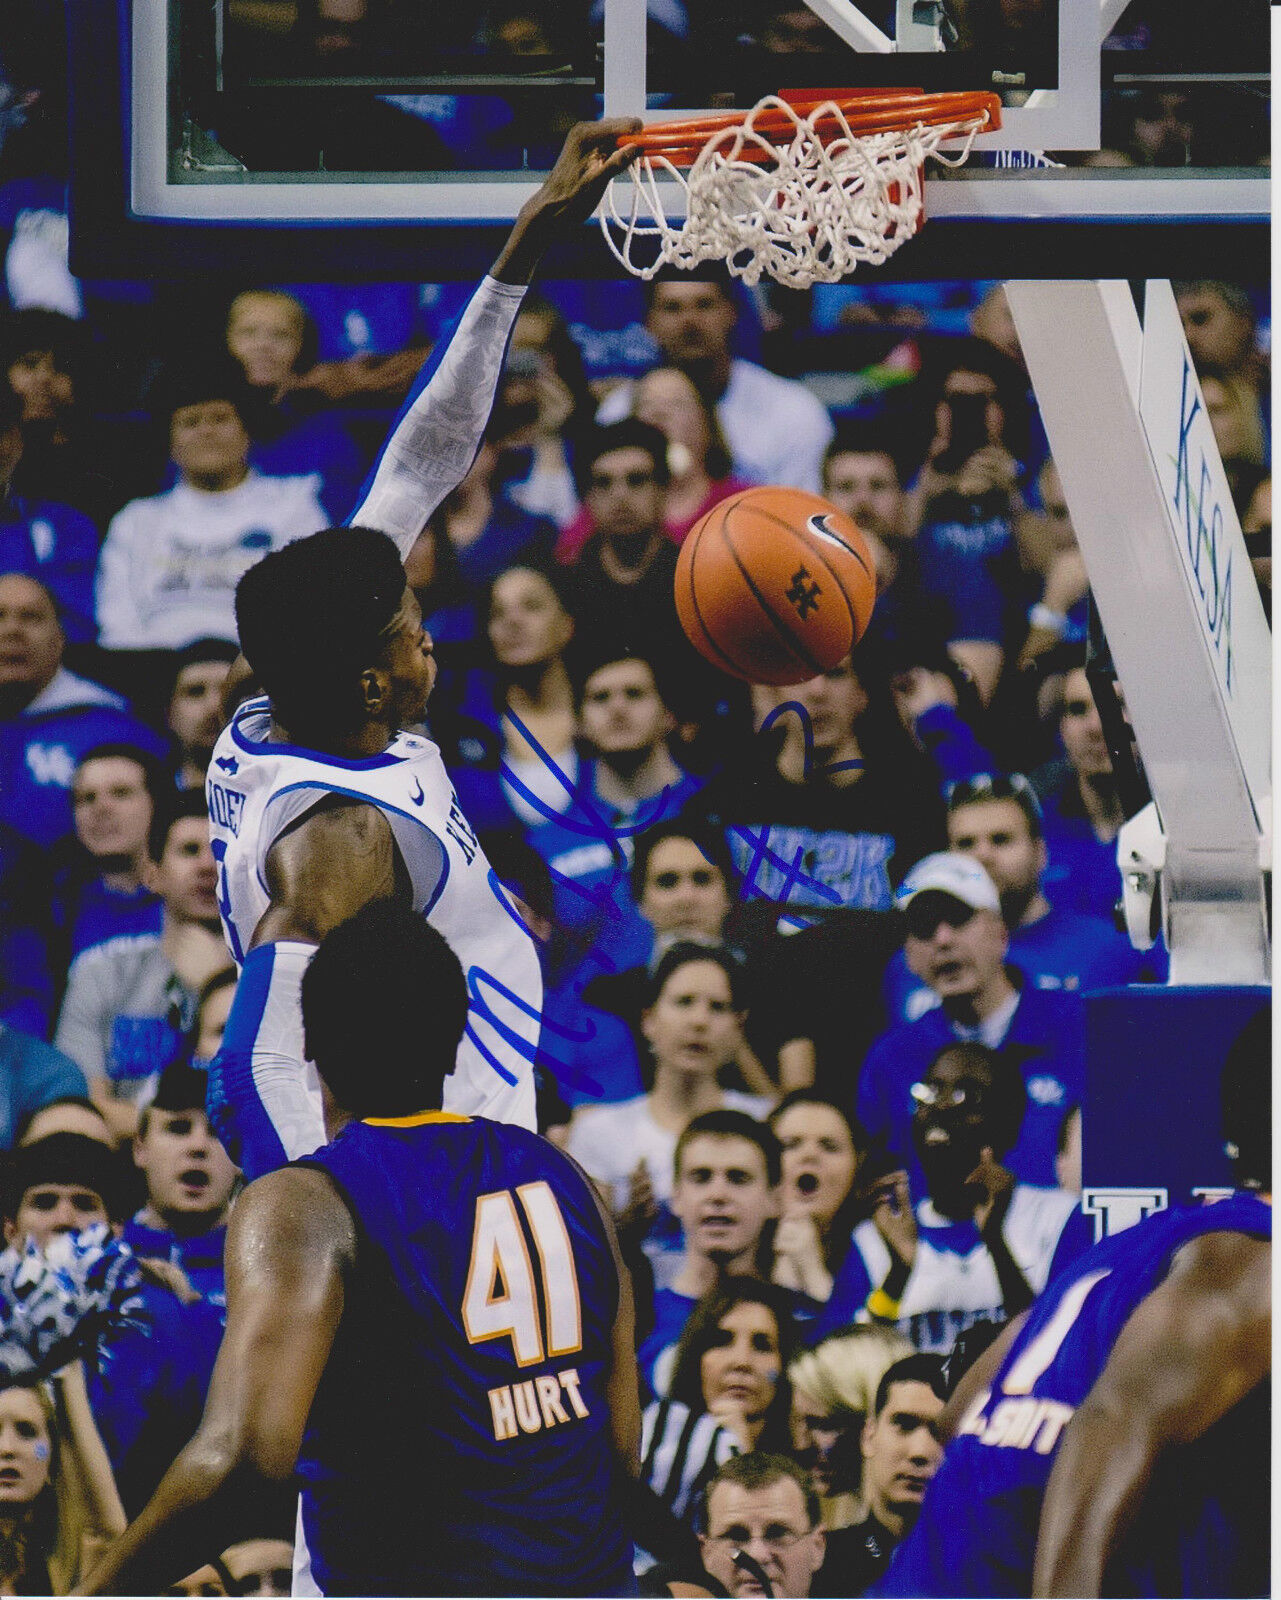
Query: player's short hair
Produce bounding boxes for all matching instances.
[0,381,21,434]
[769,1089,868,1155]
[703,1452,819,1532]
[573,420,671,495]
[630,817,737,904]
[301,899,469,1118]
[234,525,406,739]
[1172,279,1256,322]
[148,787,209,866]
[137,1061,214,1140]
[872,1352,947,1417]
[152,354,256,427]
[1221,1005,1270,1189]
[2,1133,131,1224]
[646,941,747,1013]
[925,1041,1027,1158]
[675,1108,781,1187]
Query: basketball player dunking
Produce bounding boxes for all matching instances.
[82,902,641,1597]
[203,121,640,1179]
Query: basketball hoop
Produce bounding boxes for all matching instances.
[601,89,1002,289]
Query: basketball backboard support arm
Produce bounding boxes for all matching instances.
[1005,281,1270,987]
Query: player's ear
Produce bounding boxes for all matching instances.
[359,666,390,716]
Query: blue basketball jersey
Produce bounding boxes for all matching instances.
[875,1193,1271,1598]
[296,1113,634,1597]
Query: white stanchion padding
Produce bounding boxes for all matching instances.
[1137,280,1272,825]
[1005,280,1269,987]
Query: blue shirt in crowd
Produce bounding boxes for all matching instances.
[857,971,1084,1192]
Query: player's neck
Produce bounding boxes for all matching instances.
[268,714,395,757]
[1077,770,1123,838]
[137,1202,227,1240]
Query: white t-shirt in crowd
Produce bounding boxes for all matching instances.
[96,470,329,649]
[597,359,833,494]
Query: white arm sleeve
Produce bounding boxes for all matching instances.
[207,941,325,1179]
[345,275,528,559]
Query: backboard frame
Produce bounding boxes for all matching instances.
[67,0,1270,281]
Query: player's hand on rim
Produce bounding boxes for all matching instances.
[526,119,645,229]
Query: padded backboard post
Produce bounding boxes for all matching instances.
[1006,280,1270,986]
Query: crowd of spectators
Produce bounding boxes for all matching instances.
[0,16,1269,1588]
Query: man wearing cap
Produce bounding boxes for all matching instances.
[885,775,1153,1023]
[95,359,329,651]
[856,852,1084,1193]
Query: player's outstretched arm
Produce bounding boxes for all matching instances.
[1032,1229,1270,1597]
[209,800,410,1180]
[346,119,640,560]
[79,1168,354,1596]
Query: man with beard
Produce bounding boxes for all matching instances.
[820,1042,1087,1354]
[812,1354,946,1596]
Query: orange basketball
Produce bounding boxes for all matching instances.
[675,486,877,686]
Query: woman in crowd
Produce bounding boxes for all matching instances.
[443,563,580,832]
[566,945,772,1287]
[770,1092,866,1303]
[640,1278,797,1531]
[788,1326,914,1531]
[555,365,753,562]
[0,1366,126,1594]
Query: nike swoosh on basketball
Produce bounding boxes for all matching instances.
[409,779,425,807]
[807,513,871,571]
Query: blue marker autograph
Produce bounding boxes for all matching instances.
[467,698,868,1103]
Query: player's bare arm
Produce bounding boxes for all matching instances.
[80,1167,355,1596]
[254,798,409,948]
[1032,1229,1271,1597]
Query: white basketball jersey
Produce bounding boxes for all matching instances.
[206,697,540,1128]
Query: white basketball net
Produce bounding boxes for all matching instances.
[600,95,994,290]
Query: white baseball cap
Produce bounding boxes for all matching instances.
[896,852,1001,915]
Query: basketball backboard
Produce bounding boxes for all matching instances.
[68,0,1268,279]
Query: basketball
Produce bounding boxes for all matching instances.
[674,486,878,686]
